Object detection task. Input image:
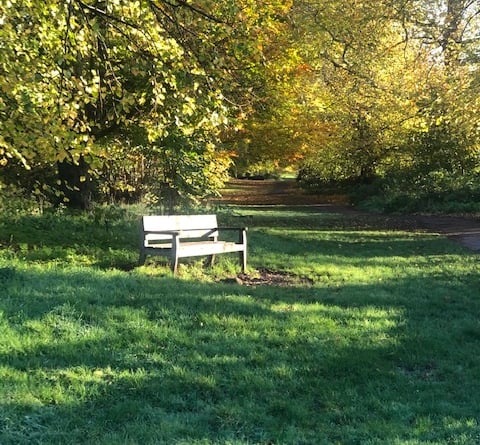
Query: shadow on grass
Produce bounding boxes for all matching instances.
[223,204,425,231]
[1,264,480,444]
[0,208,468,277]
[0,212,140,270]
[247,230,469,281]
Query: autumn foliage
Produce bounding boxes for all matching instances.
[1,0,479,210]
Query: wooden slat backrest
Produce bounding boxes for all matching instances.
[142,215,219,241]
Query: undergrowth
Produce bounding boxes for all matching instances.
[351,171,480,214]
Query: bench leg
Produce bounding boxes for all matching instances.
[206,254,216,268]
[171,255,179,275]
[170,236,180,275]
[239,249,247,273]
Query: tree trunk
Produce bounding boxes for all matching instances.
[57,155,92,210]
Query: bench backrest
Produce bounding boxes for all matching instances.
[142,215,219,241]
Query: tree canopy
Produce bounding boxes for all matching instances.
[1,0,480,209]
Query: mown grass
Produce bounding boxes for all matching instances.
[0,206,479,444]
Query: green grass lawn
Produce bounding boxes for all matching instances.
[0,206,479,444]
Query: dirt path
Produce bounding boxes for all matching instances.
[415,215,480,251]
[215,179,480,252]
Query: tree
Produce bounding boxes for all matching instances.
[0,0,286,208]
[292,0,480,187]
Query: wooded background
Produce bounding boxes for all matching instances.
[1,0,480,211]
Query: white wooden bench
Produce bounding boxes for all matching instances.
[139,214,247,274]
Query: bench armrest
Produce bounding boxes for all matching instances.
[218,226,247,245]
[143,227,247,244]
[217,227,248,231]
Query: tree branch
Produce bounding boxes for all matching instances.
[73,0,141,29]
[152,0,225,25]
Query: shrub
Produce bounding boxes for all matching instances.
[356,170,480,214]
